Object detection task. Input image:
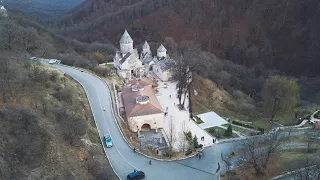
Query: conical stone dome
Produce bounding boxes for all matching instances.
[120,29,133,44]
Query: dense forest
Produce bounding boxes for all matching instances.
[55,0,320,77]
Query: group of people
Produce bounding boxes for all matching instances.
[200,136,205,141]
[197,151,204,160]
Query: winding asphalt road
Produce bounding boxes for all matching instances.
[52,63,307,180]
[54,64,223,180]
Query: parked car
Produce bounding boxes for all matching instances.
[104,134,113,148]
[310,110,320,124]
[127,170,145,180]
[49,59,57,64]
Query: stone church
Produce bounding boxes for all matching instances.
[0,1,8,18]
[114,30,173,81]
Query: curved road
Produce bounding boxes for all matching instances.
[55,64,222,180]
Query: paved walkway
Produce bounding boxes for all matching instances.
[197,111,228,129]
[156,81,214,151]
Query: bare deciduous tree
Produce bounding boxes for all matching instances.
[177,121,189,153]
[289,157,320,180]
[0,54,17,101]
[240,132,282,175]
[164,116,176,158]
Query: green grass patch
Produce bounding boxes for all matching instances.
[205,126,238,140]
[254,119,272,130]
[222,124,254,135]
[193,116,204,124]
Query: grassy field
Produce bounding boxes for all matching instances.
[205,126,238,139]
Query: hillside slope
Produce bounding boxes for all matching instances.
[0,57,117,179]
[56,0,320,77]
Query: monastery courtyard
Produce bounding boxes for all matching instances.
[155,81,214,151]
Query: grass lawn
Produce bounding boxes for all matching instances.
[222,124,255,135]
[205,126,238,139]
[253,119,273,131]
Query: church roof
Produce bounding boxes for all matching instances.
[120,29,133,44]
[122,85,163,117]
[119,52,131,65]
[142,41,150,49]
[157,44,167,52]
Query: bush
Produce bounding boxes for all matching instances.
[184,131,194,151]
[93,66,111,77]
[52,87,73,103]
[193,135,198,149]
[224,124,233,137]
[185,149,192,156]
[86,43,117,54]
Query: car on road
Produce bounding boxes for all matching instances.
[104,134,113,148]
[310,110,320,124]
[127,170,145,180]
[49,59,57,64]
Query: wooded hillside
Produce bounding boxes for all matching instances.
[56,0,320,77]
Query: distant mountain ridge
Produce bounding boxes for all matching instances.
[4,0,86,21]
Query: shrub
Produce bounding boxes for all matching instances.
[49,71,59,82]
[86,43,117,54]
[224,124,233,137]
[93,66,111,77]
[52,87,73,103]
[185,149,192,156]
[193,135,198,148]
[184,131,194,151]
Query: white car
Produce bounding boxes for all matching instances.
[310,110,320,124]
[49,59,57,64]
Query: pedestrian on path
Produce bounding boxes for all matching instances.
[203,136,205,141]
[169,95,171,99]
[149,160,152,165]
[199,153,202,160]
[133,147,136,153]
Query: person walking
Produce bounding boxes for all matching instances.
[203,136,205,141]
[133,147,136,153]
[149,160,152,165]
[199,153,202,160]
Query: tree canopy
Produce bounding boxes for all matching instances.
[262,75,300,120]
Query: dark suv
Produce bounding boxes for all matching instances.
[127,170,145,180]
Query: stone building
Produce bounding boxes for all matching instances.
[121,84,164,132]
[114,30,173,82]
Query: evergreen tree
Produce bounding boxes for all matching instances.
[193,135,198,148]
[224,124,233,137]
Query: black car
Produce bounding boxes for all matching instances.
[127,170,145,180]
